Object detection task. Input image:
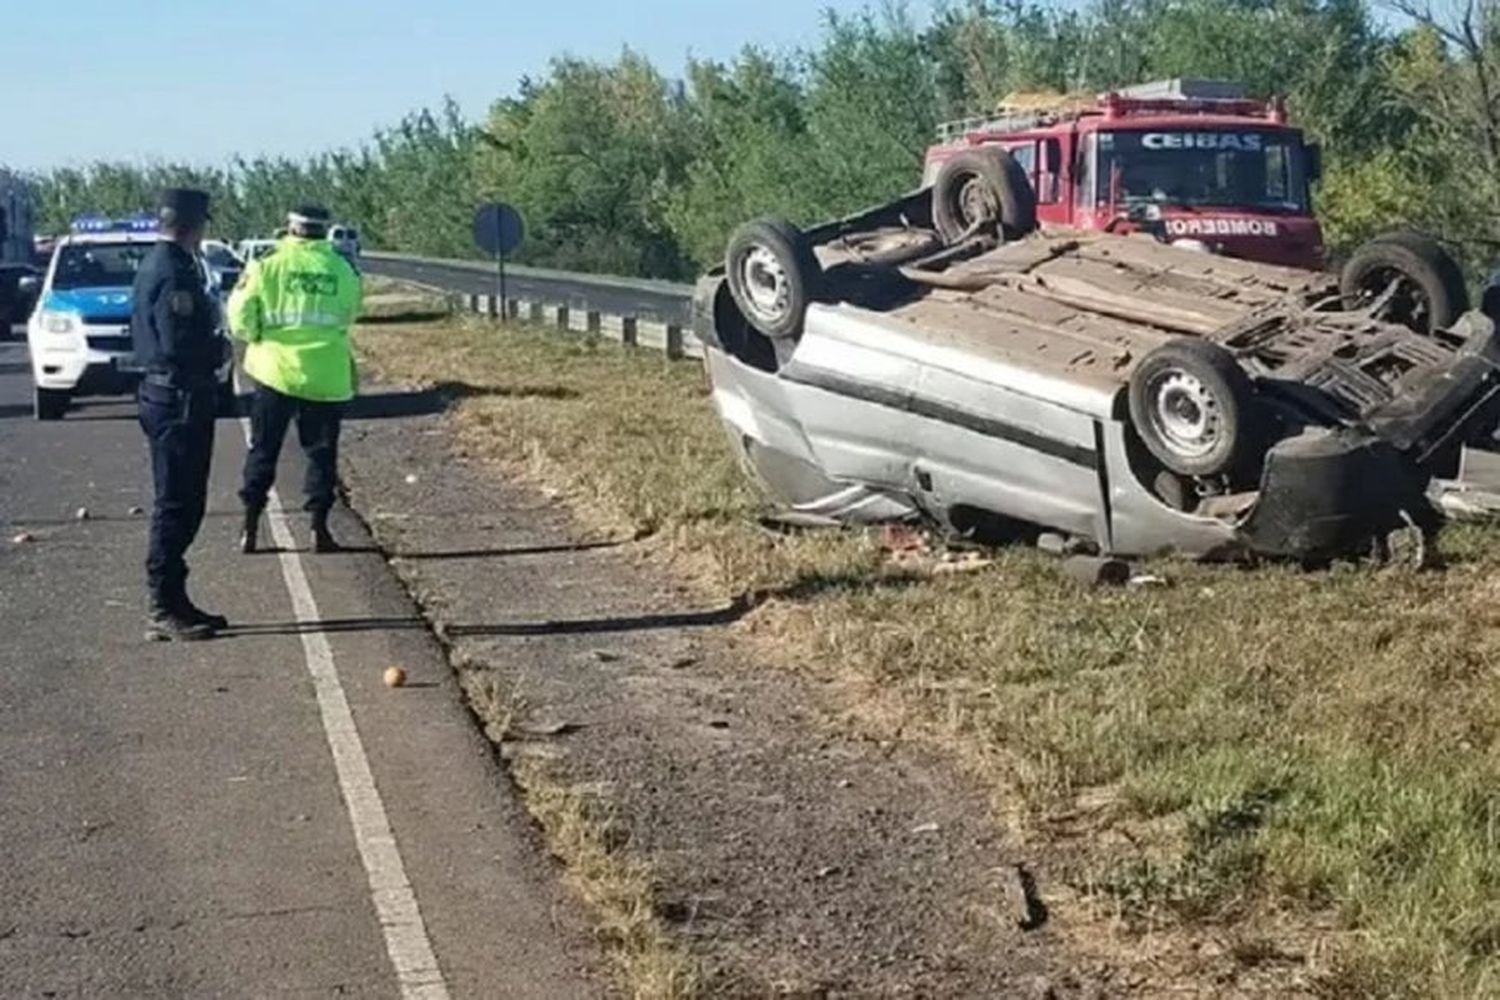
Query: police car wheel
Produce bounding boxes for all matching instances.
[33,387,67,421]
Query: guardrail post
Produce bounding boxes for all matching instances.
[556,306,570,331]
[467,293,481,313]
[665,324,684,360]
[621,316,638,346]
[529,301,543,324]
[586,310,601,335]
[485,295,498,319]
[505,299,519,321]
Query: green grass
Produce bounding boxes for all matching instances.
[357,313,1500,999]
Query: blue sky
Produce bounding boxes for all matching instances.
[1,1,934,172]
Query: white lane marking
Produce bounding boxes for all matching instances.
[236,411,450,999]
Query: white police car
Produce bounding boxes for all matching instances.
[26,216,234,420]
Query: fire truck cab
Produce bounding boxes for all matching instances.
[923,79,1325,270]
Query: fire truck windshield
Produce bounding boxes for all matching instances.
[1095,129,1308,214]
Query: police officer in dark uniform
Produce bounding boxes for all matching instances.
[132,188,228,641]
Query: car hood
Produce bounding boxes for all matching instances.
[43,286,133,321]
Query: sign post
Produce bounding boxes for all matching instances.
[472,202,525,319]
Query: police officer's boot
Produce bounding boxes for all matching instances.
[239,504,263,554]
[178,591,229,631]
[146,599,215,642]
[311,509,342,553]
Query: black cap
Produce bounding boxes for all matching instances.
[158,188,212,229]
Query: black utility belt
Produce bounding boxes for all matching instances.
[142,371,217,391]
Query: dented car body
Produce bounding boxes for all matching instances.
[694,190,1500,560]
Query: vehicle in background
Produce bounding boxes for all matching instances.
[0,262,41,336]
[200,239,243,296]
[0,171,37,266]
[328,224,361,268]
[26,216,234,420]
[923,79,1325,270]
[236,238,278,263]
[33,234,58,267]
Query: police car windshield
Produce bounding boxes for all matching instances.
[1097,129,1308,213]
[52,242,151,290]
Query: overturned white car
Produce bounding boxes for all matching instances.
[692,151,1500,560]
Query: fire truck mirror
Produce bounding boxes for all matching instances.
[1306,143,1323,184]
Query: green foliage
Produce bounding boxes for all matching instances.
[474,52,694,277]
[20,0,1500,281]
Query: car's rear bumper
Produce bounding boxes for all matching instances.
[1236,430,1436,560]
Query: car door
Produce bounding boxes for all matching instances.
[778,302,1111,539]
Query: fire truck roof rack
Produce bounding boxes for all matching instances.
[1108,78,1246,101]
[935,111,1052,144]
[934,79,1285,144]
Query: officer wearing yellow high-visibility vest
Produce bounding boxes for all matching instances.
[227,205,363,553]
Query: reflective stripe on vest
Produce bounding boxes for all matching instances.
[263,310,348,330]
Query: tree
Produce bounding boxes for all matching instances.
[472,52,694,277]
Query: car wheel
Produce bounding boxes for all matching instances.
[34,387,68,421]
[1128,338,1258,478]
[1339,231,1468,334]
[931,148,1039,244]
[725,218,823,340]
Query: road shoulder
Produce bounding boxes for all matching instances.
[338,390,1069,997]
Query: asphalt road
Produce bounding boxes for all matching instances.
[362,256,693,327]
[0,338,601,998]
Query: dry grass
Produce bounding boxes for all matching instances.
[357,313,1500,1000]
[463,666,700,1000]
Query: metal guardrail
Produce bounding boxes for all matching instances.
[362,252,700,359]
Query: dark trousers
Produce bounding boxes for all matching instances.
[138,382,216,606]
[239,383,343,514]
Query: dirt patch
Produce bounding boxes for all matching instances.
[338,401,1081,997]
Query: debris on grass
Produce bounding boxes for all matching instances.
[931,551,995,575]
[1004,863,1048,931]
[1060,554,1132,587]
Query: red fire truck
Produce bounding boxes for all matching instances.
[922,79,1326,270]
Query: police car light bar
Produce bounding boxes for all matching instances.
[70,215,159,234]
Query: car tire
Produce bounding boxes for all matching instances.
[34,387,68,421]
[725,218,823,340]
[931,148,1039,244]
[1128,338,1258,479]
[1339,231,1468,334]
